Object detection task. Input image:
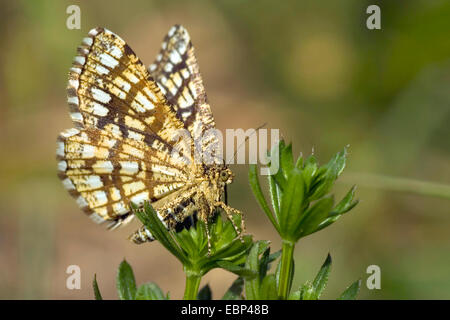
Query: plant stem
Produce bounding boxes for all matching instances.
[183,270,202,300]
[278,240,295,299]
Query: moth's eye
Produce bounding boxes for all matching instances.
[220,171,229,181]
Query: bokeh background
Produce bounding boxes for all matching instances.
[0,0,449,299]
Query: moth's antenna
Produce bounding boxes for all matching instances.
[227,122,267,165]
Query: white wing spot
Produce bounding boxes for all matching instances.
[91,87,112,104]
[99,52,119,69]
[169,50,182,64]
[109,45,123,59]
[135,92,155,110]
[86,175,104,189]
[95,64,110,75]
[130,192,149,206]
[164,63,173,73]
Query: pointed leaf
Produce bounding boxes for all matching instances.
[93,274,102,300]
[268,175,282,219]
[299,281,315,300]
[134,203,188,265]
[271,140,288,190]
[116,260,137,300]
[249,165,279,231]
[338,279,361,300]
[280,143,294,179]
[310,148,347,200]
[302,155,318,191]
[294,196,334,239]
[279,168,305,238]
[197,284,212,300]
[259,274,278,300]
[136,282,167,300]
[331,186,358,215]
[311,254,332,299]
[244,241,264,300]
[288,289,301,300]
[222,277,244,300]
[216,261,258,279]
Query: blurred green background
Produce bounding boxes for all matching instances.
[0,0,449,299]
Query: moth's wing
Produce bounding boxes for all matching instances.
[67,27,191,162]
[148,25,221,163]
[57,127,189,229]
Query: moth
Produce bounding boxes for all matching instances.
[57,25,244,252]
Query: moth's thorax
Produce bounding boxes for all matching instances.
[191,164,233,188]
[190,165,232,204]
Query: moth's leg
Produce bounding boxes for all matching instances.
[214,201,245,242]
[204,212,212,256]
[196,195,213,256]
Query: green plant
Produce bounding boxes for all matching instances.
[92,140,360,300]
[249,141,359,299]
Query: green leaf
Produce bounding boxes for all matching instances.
[197,284,212,300]
[259,248,281,283]
[301,155,318,191]
[136,282,167,300]
[268,174,282,219]
[279,168,305,239]
[93,274,102,300]
[338,279,361,300]
[310,148,347,201]
[280,143,294,180]
[134,203,188,265]
[295,152,304,169]
[311,254,332,299]
[268,250,282,264]
[294,196,334,239]
[299,281,315,300]
[116,259,137,300]
[288,289,301,300]
[249,165,279,231]
[270,140,287,190]
[259,274,278,300]
[244,241,265,300]
[331,186,359,215]
[222,277,244,300]
[216,261,258,279]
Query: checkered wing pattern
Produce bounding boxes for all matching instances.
[59,27,192,229]
[148,25,220,161]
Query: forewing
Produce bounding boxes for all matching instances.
[67,27,190,162]
[148,25,219,155]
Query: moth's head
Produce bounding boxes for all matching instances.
[217,167,234,185]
